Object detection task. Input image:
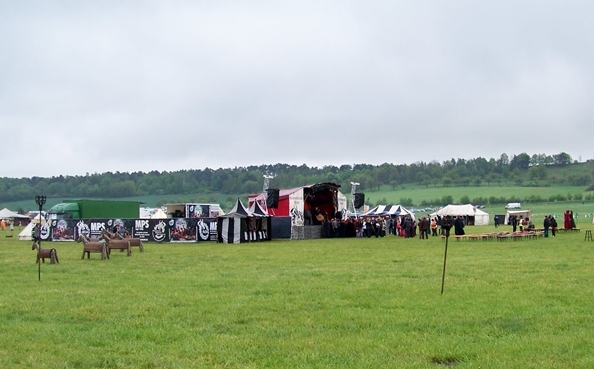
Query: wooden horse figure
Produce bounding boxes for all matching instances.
[100,230,132,257]
[31,242,59,264]
[107,229,144,252]
[76,234,109,260]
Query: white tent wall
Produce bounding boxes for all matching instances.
[504,210,532,225]
[18,222,33,241]
[431,204,490,226]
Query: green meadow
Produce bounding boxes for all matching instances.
[1,226,594,368]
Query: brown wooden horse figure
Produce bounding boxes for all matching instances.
[31,242,59,264]
[104,229,144,252]
[100,230,132,257]
[76,234,109,260]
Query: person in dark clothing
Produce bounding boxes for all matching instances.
[419,217,429,239]
[543,215,550,237]
[550,216,558,237]
[454,216,465,238]
[511,215,518,233]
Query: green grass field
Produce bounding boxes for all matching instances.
[2,226,594,368]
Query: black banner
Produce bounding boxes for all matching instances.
[45,218,218,243]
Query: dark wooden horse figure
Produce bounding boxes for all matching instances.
[101,230,132,257]
[76,234,109,260]
[104,229,144,252]
[32,242,59,264]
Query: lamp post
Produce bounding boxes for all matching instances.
[440,217,453,295]
[35,195,46,281]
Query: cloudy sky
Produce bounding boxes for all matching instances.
[2,1,593,178]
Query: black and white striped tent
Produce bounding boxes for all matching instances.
[361,204,415,219]
[217,198,272,244]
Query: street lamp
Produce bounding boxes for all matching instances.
[35,195,46,281]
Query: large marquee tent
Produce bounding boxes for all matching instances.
[430,204,490,226]
[0,208,29,219]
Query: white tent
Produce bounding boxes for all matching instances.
[18,222,34,241]
[31,214,47,224]
[361,204,416,220]
[504,209,532,225]
[0,208,29,219]
[430,204,490,226]
[150,209,168,219]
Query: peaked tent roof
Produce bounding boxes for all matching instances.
[430,204,490,225]
[248,200,270,217]
[431,204,488,217]
[31,213,47,224]
[362,204,415,219]
[150,209,168,219]
[0,208,30,219]
[220,198,252,218]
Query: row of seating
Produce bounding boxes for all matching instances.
[441,231,545,242]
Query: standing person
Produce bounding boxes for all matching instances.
[331,217,339,238]
[543,215,550,238]
[419,217,429,239]
[430,217,438,236]
[362,219,368,238]
[0,219,5,231]
[9,220,14,231]
[374,217,381,238]
[550,215,558,237]
[570,211,576,229]
[564,210,571,230]
[454,216,465,239]
[511,215,518,233]
[403,217,410,238]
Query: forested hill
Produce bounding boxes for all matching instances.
[1,152,592,203]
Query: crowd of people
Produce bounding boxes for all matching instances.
[319,214,469,239]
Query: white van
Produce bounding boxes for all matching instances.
[505,202,521,209]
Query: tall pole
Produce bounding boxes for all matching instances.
[35,195,46,282]
[350,182,359,217]
[440,223,452,295]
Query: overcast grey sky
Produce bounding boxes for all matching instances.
[1,1,593,178]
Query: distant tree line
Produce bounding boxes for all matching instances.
[0,151,590,203]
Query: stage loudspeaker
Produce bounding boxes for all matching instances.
[354,193,365,208]
[266,188,280,208]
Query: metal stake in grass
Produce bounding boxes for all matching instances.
[440,219,453,295]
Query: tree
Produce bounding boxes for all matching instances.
[460,195,470,204]
[510,153,531,169]
[498,153,509,169]
[554,152,572,165]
